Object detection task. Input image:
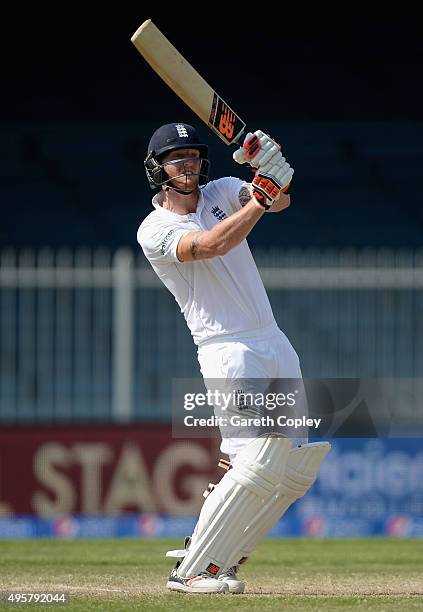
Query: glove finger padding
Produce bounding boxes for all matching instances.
[233,130,282,168]
[271,164,294,189]
[233,132,254,165]
[262,158,294,188]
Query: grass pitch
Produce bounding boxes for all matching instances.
[1,538,423,610]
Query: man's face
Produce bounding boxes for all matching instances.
[161,148,201,191]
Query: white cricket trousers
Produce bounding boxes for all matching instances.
[197,321,308,459]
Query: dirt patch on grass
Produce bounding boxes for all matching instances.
[2,575,422,599]
[247,575,423,596]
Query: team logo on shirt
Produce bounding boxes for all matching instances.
[211,205,227,222]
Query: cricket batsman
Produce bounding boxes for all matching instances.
[137,122,331,594]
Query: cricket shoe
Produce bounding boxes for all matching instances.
[218,565,245,593]
[166,536,244,593]
[167,561,229,593]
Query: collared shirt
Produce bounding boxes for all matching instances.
[137,177,275,346]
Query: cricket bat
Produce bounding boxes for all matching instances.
[130,19,247,146]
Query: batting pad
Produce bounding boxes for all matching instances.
[176,436,292,579]
[237,441,331,560]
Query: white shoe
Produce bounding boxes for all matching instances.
[167,561,229,593]
[219,566,245,594]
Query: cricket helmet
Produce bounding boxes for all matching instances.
[144,123,210,192]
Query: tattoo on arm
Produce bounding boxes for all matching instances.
[190,237,198,260]
[239,185,252,207]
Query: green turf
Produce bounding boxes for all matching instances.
[1,539,423,610]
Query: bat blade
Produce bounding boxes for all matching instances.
[131,19,246,145]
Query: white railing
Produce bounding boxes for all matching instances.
[1,247,422,423]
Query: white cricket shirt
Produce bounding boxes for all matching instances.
[137,177,275,346]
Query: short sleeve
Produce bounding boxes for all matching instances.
[212,176,249,214]
[137,221,190,265]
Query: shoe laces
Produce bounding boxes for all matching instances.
[220,565,238,578]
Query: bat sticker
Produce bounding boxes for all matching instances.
[209,94,246,145]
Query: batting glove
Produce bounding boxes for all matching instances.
[233,130,282,168]
[252,157,294,210]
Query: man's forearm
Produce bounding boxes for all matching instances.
[177,190,267,262]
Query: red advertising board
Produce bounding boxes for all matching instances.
[0,426,222,516]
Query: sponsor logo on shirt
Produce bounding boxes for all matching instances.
[161,229,177,255]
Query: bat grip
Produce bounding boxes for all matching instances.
[232,127,248,146]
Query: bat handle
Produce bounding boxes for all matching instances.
[232,127,248,146]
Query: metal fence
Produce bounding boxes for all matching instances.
[1,247,422,424]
